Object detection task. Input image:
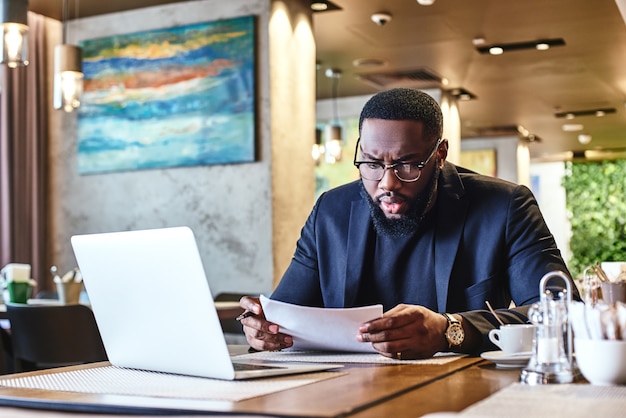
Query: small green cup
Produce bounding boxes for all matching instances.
[7,281,32,304]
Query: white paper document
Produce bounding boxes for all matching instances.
[260,295,383,353]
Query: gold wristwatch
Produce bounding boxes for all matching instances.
[442,313,464,347]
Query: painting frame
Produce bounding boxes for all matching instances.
[77,15,257,175]
[459,148,498,177]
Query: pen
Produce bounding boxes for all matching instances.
[236,311,255,321]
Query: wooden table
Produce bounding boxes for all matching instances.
[0,356,522,417]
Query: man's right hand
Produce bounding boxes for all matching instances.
[238,296,294,351]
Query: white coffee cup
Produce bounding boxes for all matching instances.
[0,263,31,282]
[488,324,535,354]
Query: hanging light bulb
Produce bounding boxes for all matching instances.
[326,124,342,163]
[312,127,325,163]
[313,62,325,163]
[53,0,84,112]
[325,68,342,163]
[0,0,29,68]
[54,44,83,111]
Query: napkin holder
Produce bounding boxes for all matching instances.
[520,271,579,384]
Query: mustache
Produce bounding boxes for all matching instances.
[375,191,410,203]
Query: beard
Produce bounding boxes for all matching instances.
[359,165,440,238]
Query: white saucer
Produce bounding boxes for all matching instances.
[481,350,531,368]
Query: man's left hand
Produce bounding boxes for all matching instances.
[356,304,449,359]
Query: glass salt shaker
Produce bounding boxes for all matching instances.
[520,271,580,384]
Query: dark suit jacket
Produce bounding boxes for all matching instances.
[272,162,577,352]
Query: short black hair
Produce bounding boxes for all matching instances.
[358,88,443,141]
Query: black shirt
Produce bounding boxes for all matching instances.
[357,212,438,311]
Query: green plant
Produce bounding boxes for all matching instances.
[562,160,626,278]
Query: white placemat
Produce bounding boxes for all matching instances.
[236,350,465,365]
[0,365,344,402]
[441,383,626,418]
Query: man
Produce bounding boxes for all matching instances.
[240,88,577,359]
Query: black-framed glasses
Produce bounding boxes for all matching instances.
[353,137,444,183]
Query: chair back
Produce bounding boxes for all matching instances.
[6,303,107,372]
[215,292,246,335]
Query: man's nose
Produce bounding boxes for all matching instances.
[378,167,402,191]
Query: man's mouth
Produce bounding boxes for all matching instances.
[378,197,406,216]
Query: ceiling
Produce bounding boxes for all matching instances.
[28,0,626,160]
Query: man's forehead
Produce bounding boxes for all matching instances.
[360,119,428,139]
[360,119,431,152]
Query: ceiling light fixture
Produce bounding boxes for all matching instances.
[371,12,392,26]
[562,123,584,132]
[53,0,84,112]
[417,0,436,5]
[448,87,477,101]
[476,38,565,55]
[352,58,387,68]
[517,126,530,137]
[517,125,541,143]
[569,149,626,161]
[472,37,486,46]
[577,134,592,145]
[0,0,29,68]
[555,108,616,118]
[584,148,626,161]
[310,0,342,12]
[310,1,327,11]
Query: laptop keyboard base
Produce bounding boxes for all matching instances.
[232,362,285,371]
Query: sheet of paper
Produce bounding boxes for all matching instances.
[260,295,383,353]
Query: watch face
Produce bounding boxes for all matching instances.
[447,323,464,346]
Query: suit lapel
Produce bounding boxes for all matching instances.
[434,163,469,313]
[343,198,372,307]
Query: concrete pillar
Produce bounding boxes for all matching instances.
[269,0,316,287]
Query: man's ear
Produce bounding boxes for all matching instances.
[437,139,449,168]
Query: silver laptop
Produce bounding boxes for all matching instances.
[70,226,340,380]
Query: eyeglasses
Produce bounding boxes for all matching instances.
[353,138,443,183]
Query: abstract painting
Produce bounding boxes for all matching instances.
[77,16,256,174]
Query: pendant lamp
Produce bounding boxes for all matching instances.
[312,127,325,163]
[325,68,342,163]
[0,0,29,68]
[53,0,83,112]
[312,62,325,163]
